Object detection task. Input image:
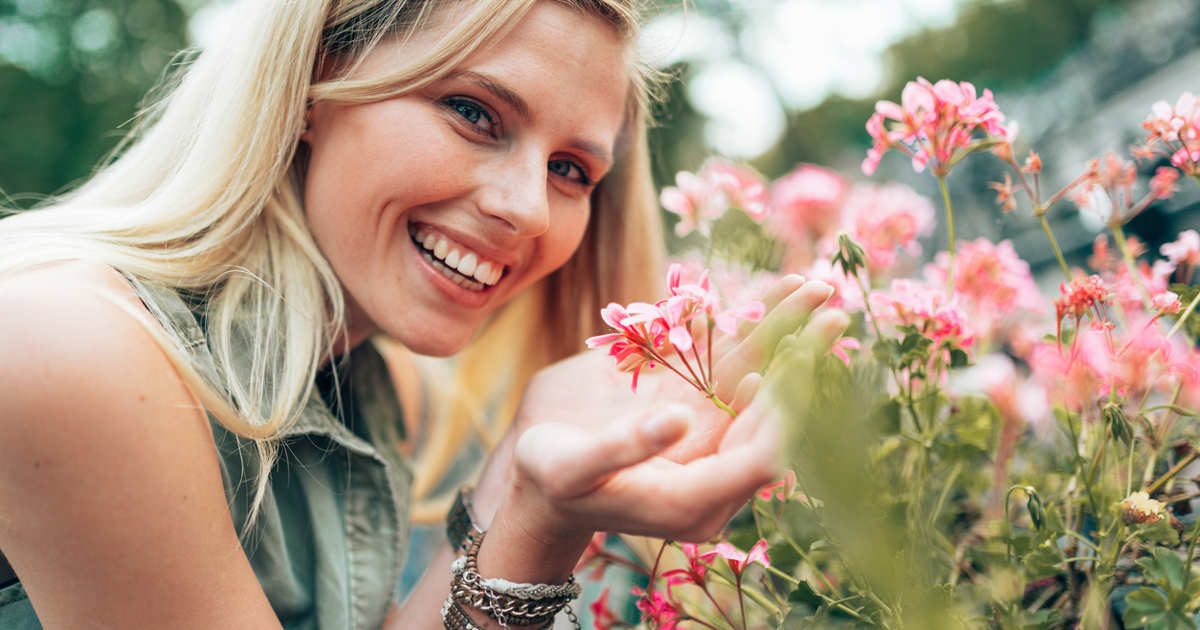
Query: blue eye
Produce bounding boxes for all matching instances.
[445,97,497,137]
[549,158,592,186]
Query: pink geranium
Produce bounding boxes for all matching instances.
[1142,92,1200,176]
[660,158,769,237]
[661,543,715,592]
[768,163,848,244]
[1162,229,1200,283]
[632,588,681,630]
[870,278,975,350]
[863,77,1012,176]
[702,539,771,576]
[586,265,763,402]
[924,238,1043,341]
[590,588,622,630]
[1028,329,1114,413]
[835,183,936,270]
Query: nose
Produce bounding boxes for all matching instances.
[476,152,551,237]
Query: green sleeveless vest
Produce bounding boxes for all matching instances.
[0,276,414,629]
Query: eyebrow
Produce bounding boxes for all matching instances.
[447,70,614,167]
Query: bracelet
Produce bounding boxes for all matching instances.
[446,485,484,553]
[448,528,581,629]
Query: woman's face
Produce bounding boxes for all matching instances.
[302,2,630,356]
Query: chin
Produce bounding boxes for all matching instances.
[390,328,473,358]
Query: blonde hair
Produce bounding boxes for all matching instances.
[0,0,664,526]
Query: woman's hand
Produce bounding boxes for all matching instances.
[475,275,849,549]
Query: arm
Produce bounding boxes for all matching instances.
[0,263,281,629]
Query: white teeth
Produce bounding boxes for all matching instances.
[410,225,505,287]
[457,253,477,277]
[474,262,493,284]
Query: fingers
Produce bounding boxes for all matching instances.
[729,372,762,413]
[734,273,806,339]
[514,404,693,499]
[714,280,833,401]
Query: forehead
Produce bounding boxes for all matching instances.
[360,2,632,152]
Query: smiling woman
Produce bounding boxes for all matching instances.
[0,1,841,629]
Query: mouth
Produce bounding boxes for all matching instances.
[407,223,508,293]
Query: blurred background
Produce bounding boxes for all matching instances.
[0,0,1197,264]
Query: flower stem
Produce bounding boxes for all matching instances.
[937,175,956,297]
[709,393,737,418]
[1167,287,1200,341]
[1038,215,1071,278]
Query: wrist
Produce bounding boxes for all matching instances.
[475,479,593,585]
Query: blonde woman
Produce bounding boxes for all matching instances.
[0,0,846,628]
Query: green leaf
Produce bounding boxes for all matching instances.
[788,580,824,609]
[1022,540,1063,581]
[1122,587,1170,629]
[877,399,902,434]
[1140,548,1188,592]
[949,347,969,368]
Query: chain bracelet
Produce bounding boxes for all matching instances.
[447,527,582,629]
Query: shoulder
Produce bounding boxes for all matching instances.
[0,260,279,627]
[0,260,195,440]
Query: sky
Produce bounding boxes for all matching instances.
[189,0,969,159]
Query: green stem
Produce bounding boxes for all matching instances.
[937,175,956,297]
[1146,448,1198,495]
[1167,288,1200,342]
[709,393,737,418]
[1038,215,1072,278]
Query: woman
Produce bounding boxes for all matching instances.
[0,0,846,628]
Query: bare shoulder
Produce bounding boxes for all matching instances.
[0,260,279,628]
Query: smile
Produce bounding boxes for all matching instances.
[408,224,507,292]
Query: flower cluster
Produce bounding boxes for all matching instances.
[923,238,1042,342]
[661,158,769,237]
[870,279,975,350]
[586,264,763,398]
[1142,91,1200,176]
[863,77,1012,176]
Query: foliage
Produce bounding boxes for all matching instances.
[583,81,1200,629]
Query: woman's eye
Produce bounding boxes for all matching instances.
[548,158,592,186]
[445,97,497,137]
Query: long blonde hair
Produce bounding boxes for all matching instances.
[0,0,664,525]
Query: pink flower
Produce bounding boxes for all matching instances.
[660,159,769,236]
[632,587,681,630]
[756,469,798,501]
[660,170,725,237]
[1143,92,1200,176]
[1153,291,1182,315]
[702,539,771,576]
[870,278,975,349]
[801,258,864,312]
[590,588,621,630]
[661,543,714,592]
[768,163,848,243]
[703,158,770,221]
[831,337,861,366]
[924,239,1043,341]
[1149,166,1181,199]
[1028,329,1113,412]
[835,183,936,270]
[586,302,667,391]
[863,77,1012,176]
[1162,230,1200,283]
[1054,274,1110,334]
